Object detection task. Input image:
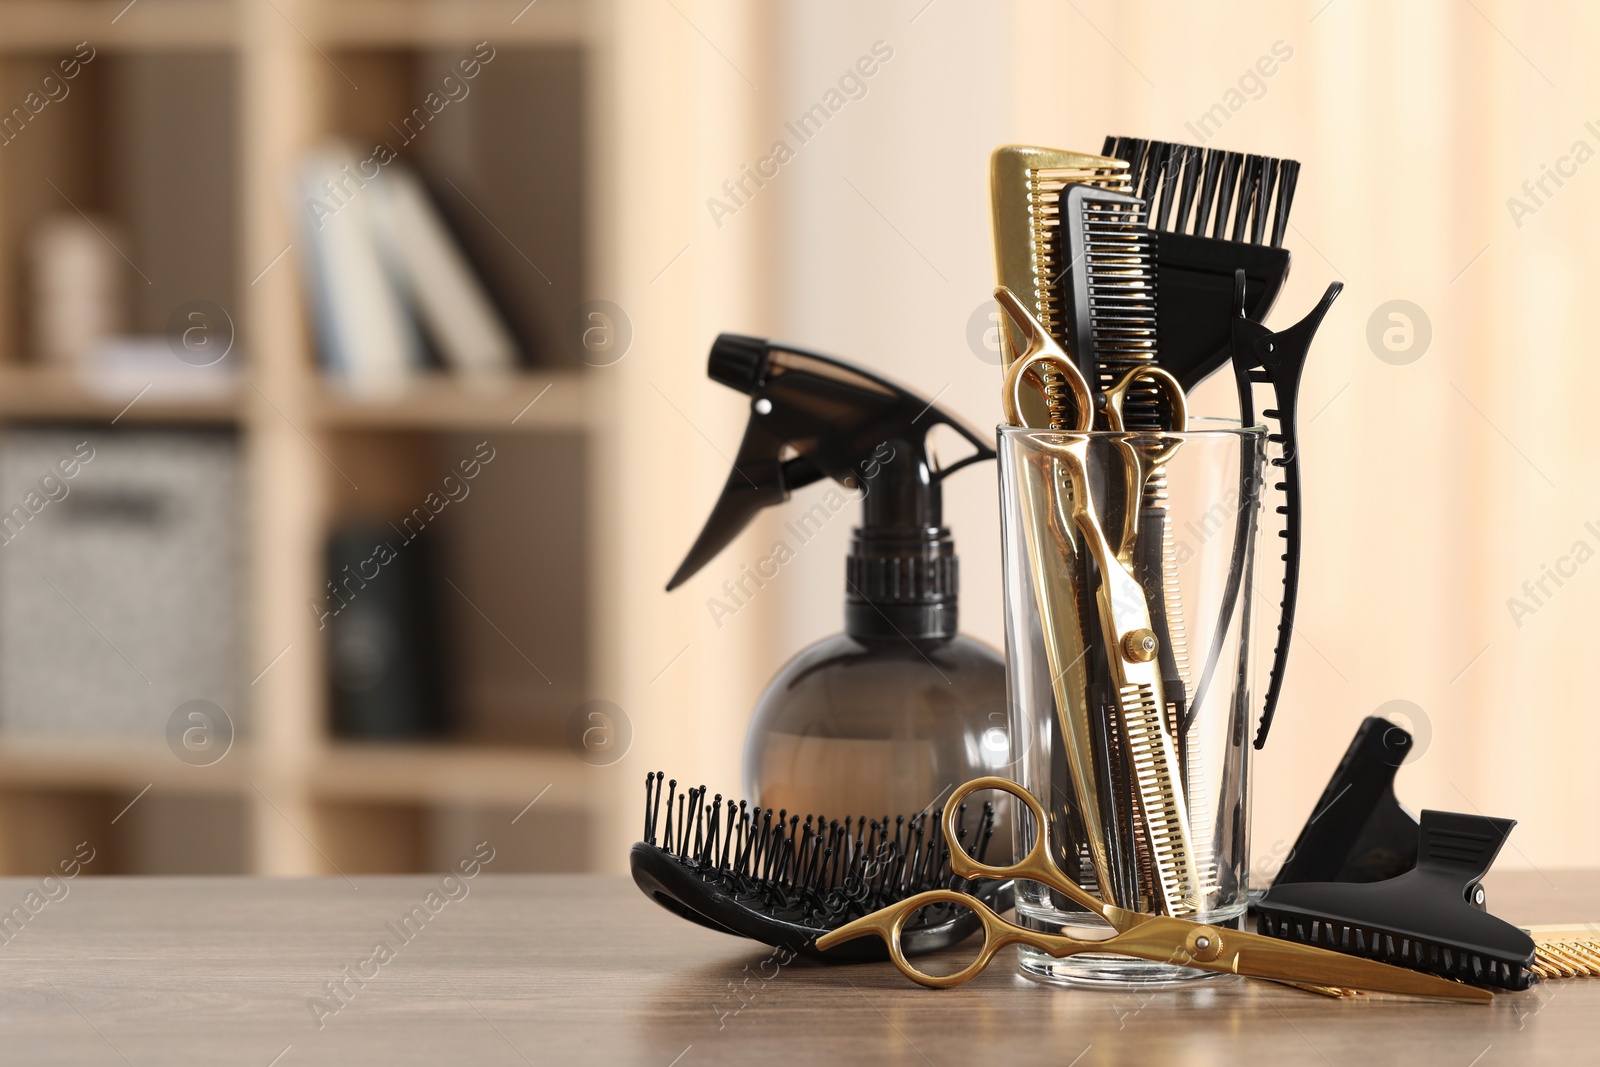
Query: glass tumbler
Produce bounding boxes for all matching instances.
[998,420,1265,985]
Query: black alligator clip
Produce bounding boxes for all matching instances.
[1187,272,1341,749]
[1232,272,1341,747]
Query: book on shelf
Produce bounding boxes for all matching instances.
[295,143,519,396]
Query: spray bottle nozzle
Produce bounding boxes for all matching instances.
[666,335,995,642]
[707,334,768,394]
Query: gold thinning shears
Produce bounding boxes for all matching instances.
[815,776,1490,1002]
[994,285,1200,915]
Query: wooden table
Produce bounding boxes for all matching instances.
[0,871,1593,1065]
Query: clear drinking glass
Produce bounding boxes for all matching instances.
[998,419,1265,985]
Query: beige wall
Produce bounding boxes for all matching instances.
[617,0,1599,874]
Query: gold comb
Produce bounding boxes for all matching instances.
[1527,925,1600,979]
[989,145,1130,369]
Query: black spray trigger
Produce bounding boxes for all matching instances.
[666,334,995,642]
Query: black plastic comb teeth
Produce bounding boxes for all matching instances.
[1054,182,1163,428]
[630,773,1010,961]
[1104,136,1298,246]
[1256,810,1538,991]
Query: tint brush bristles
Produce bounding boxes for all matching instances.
[640,772,997,929]
[1102,136,1301,249]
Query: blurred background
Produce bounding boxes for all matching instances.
[0,0,1590,878]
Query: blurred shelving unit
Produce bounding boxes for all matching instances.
[0,0,660,877]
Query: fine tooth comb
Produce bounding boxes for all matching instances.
[1526,927,1600,979]
[1056,183,1162,426]
[1256,809,1538,991]
[629,773,1008,961]
[1100,136,1299,394]
[1055,183,1204,905]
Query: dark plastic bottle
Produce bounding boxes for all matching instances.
[742,440,1008,817]
[743,631,1006,819]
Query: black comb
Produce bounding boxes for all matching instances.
[1055,182,1162,428]
[630,773,1008,961]
[1257,810,1538,991]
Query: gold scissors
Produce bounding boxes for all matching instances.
[815,776,1491,1002]
[996,285,1186,566]
[995,285,1200,915]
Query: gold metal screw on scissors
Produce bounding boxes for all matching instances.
[815,776,1490,1002]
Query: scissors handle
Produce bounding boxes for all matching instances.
[995,287,1093,431]
[1102,364,1188,434]
[943,777,1107,919]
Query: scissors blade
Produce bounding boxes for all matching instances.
[1222,930,1492,1003]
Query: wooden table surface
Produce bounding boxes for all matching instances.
[0,871,1594,1065]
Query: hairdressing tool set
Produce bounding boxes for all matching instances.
[984,133,1336,946]
[989,138,1331,750]
[630,134,1574,1003]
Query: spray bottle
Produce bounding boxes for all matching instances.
[667,334,1007,819]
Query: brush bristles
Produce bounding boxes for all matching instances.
[641,772,997,928]
[1257,909,1534,991]
[1101,136,1300,248]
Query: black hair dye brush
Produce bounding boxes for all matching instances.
[1101,136,1299,392]
[631,773,1011,961]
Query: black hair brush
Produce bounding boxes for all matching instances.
[631,773,1011,961]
